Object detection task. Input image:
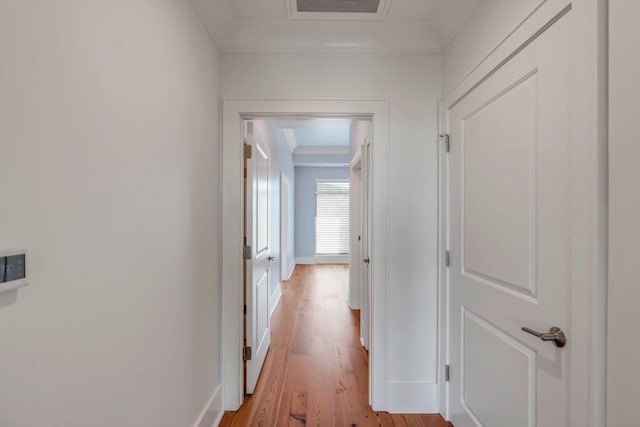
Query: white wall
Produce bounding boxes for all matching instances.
[221,52,441,410]
[0,2,222,426]
[608,1,640,425]
[443,0,545,93]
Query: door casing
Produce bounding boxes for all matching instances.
[221,99,390,411]
[280,172,290,282]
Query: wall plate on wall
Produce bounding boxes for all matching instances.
[0,250,28,292]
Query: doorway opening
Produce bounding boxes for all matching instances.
[221,99,390,412]
[241,116,371,397]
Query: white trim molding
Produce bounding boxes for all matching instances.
[269,283,283,318]
[282,129,298,153]
[387,382,438,414]
[191,384,223,427]
[293,162,350,168]
[294,146,350,156]
[222,99,390,411]
[295,255,350,265]
[315,255,349,264]
[287,260,296,279]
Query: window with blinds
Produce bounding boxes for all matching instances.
[315,180,350,255]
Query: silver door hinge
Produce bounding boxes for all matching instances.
[243,245,252,260]
[244,143,252,159]
[243,346,252,361]
[440,134,450,153]
[445,364,450,382]
[445,250,451,267]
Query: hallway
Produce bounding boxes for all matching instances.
[220,265,450,426]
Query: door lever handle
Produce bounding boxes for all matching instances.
[363,258,370,264]
[521,326,567,348]
[267,256,275,262]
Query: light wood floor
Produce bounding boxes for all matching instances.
[219,264,451,427]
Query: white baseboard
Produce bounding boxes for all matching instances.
[360,336,367,349]
[316,255,349,264]
[270,284,282,317]
[287,260,296,279]
[387,381,438,414]
[295,256,349,265]
[192,384,223,427]
[347,298,361,310]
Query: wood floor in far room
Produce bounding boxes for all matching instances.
[219,264,451,427]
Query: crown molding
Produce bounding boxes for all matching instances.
[295,146,350,155]
[294,162,350,167]
[282,129,298,152]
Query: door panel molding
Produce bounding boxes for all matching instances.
[460,69,539,303]
[461,307,536,427]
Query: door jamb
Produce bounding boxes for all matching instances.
[221,99,390,411]
[280,172,290,282]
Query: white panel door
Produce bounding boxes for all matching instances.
[448,16,570,427]
[244,121,271,395]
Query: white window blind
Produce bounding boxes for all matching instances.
[315,180,350,255]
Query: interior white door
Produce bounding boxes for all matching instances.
[280,173,289,282]
[360,140,371,351]
[447,16,571,427]
[244,121,271,395]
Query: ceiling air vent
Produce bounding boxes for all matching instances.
[296,0,380,14]
[288,0,390,20]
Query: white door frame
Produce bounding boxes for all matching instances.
[221,99,390,411]
[279,172,290,282]
[348,164,361,311]
[437,1,607,425]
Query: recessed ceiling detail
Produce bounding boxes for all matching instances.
[192,0,481,53]
[288,0,390,20]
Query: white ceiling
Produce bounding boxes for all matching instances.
[254,118,353,167]
[271,118,352,150]
[192,0,479,53]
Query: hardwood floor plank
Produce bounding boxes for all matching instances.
[288,392,308,426]
[219,265,451,427]
[291,309,313,355]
